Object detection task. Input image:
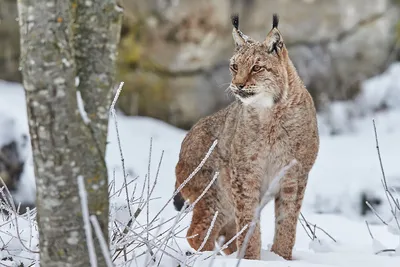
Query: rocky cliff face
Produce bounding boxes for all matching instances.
[0,0,21,82]
[1,0,399,129]
[117,0,399,129]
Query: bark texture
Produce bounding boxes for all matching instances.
[73,0,122,155]
[17,0,122,266]
[72,0,122,250]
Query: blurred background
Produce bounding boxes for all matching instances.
[1,0,399,129]
[1,0,400,220]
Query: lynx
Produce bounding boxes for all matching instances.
[173,13,319,260]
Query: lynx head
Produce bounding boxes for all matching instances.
[229,13,290,107]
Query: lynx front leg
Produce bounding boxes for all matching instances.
[231,168,261,260]
[271,173,307,260]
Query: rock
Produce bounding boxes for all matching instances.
[117,0,234,128]
[0,140,25,192]
[0,0,399,128]
[0,114,33,214]
[0,139,30,215]
[117,0,399,128]
[0,0,21,82]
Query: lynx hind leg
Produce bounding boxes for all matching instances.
[186,197,230,252]
[218,219,238,255]
[175,162,228,252]
[271,173,308,260]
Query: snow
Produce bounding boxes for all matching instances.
[0,62,400,266]
[0,80,36,205]
[304,120,400,221]
[102,112,400,266]
[357,63,400,114]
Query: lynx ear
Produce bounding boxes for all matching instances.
[264,14,284,55]
[231,14,247,48]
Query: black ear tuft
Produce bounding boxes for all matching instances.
[231,13,239,30]
[272,13,279,29]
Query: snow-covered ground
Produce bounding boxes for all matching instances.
[105,113,400,267]
[0,63,400,266]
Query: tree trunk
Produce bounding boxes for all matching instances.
[17,0,122,266]
[72,0,122,252]
[73,0,122,155]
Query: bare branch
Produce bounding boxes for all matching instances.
[110,82,132,218]
[375,249,396,255]
[149,139,218,226]
[90,216,114,267]
[366,201,388,225]
[0,176,39,254]
[196,211,218,253]
[78,175,98,267]
[300,212,317,240]
[298,216,314,241]
[365,220,374,240]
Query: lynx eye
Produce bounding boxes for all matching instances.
[252,65,261,72]
[231,64,238,71]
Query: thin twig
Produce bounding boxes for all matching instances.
[186,172,219,214]
[90,215,114,267]
[149,150,164,205]
[78,175,98,267]
[365,220,374,239]
[203,224,249,262]
[372,120,387,188]
[302,219,336,243]
[149,139,218,226]
[299,218,313,241]
[117,220,185,266]
[113,166,219,264]
[110,81,132,218]
[375,249,396,255]
[366,201,388,225]
[300,212,317,240]
[147,201,189,266]
[373,120,400,225]
[146,138,152,248]
[196,211,218,253]
[110,139,221,266]
[0,176,39,253]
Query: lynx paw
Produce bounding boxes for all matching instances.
[270,244,292,260]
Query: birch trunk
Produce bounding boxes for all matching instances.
[17,0,122,266]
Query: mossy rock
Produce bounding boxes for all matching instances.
[117,69,172,122]
[0,0,21,82]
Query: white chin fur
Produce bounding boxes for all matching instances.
[238,92,274,109]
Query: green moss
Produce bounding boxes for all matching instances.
[118,19,146,66]
[116,16,173,119]
[117,70,171,120]
[57,249,65,257]
[396,20,400,41]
